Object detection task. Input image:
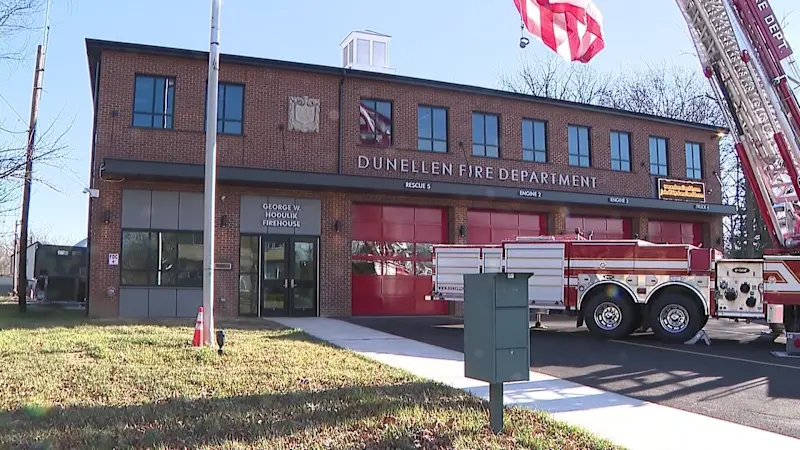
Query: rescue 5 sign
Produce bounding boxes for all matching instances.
[657,178,706,203]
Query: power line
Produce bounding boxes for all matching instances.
[0,92,26,124]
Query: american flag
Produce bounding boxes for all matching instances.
[514,0,605,63]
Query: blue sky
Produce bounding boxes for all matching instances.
[0,0,798,243]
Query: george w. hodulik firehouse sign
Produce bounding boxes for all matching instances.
[356,155,598,190]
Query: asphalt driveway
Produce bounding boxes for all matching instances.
[344,314,800,439]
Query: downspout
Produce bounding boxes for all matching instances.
[337,70,346,174]
[84,56,101,317]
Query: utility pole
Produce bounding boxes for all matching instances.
[11,220,19,292]
[17,44,45,313]
[202,0,222,346]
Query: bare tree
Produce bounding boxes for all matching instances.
[499,52,613,104]
[0,0,73,227]
[0,0,47,61]
[598,61,724,127]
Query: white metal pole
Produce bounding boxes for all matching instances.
[202,0,221,347]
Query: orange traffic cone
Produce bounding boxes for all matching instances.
[192,306,204,347]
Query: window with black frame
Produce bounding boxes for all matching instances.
[132,75,175,129]
[120,230,203,287]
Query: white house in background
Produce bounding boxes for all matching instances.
[340,29,396,74]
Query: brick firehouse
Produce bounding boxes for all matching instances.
[83,31,734,319]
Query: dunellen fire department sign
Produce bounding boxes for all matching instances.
[356,155,598,190]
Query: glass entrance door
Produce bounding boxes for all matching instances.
[288,238,317,316]
[239,235,318,317]
[260,237,288,316]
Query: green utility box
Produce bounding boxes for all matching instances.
[463,272,532,384]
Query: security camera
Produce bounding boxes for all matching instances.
[520,37,530,48]
[82,187,100,198]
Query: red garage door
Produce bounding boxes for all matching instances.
[467,210,546,244]
[648,220,703,246]
[351,204,449,316]
[566,216,632,239]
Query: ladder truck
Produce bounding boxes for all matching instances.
[426,0,800,350]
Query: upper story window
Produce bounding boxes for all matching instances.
[610,131,631,172]
[472,112,499,158]
[360,98,392,147]
[417,105,447,153]
[132,74,175,129]
[568,125,591,167]
[685,142,703,179]
[649,136,669,176]
[522,119,547,163]
[205,82,244,135]
[217,83,244,135]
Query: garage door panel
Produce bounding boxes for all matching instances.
[352,204,383,223]
[381,276,416,296]
[353,222,382,241]
[415,208,444,224]
[382,223,415,242]
[415,224,446,242]
[518,214,544,230]
[383,206,414,223]
[491,212,519,228]
[381,260,414,275]
[467,211,491,227]
[583,218,608,232]
[351,275,382,315]
[468,227,492,244]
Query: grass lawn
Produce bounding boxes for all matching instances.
[0,304,624,449]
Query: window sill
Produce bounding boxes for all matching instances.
[131,125,176,132]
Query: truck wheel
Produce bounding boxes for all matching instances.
[648,294,704,343]
[583,291,638,339]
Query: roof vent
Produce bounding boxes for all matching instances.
[340,29,395,74]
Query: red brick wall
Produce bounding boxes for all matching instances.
[93,50,722,203]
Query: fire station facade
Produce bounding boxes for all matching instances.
[84,38,734,319]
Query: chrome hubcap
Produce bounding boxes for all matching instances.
[659,305,690,334]
[594,302,622,331]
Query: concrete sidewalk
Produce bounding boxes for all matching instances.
[271,317,799,450]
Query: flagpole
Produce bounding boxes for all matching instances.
[202,0,221,347]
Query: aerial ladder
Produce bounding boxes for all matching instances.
[674,0,800,335]
[676,0,800,250]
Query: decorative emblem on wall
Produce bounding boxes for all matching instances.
[288,96,320,133]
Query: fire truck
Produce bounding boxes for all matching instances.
[426,0,800,349]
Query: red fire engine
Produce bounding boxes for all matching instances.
[427,0,800,350]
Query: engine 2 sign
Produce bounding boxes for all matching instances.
[657,178,706,203]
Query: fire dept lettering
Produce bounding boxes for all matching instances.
[754,0,793,59]
[357,155,597,189]
[262,203,302,227]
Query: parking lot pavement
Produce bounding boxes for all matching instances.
[344,315,800,439]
